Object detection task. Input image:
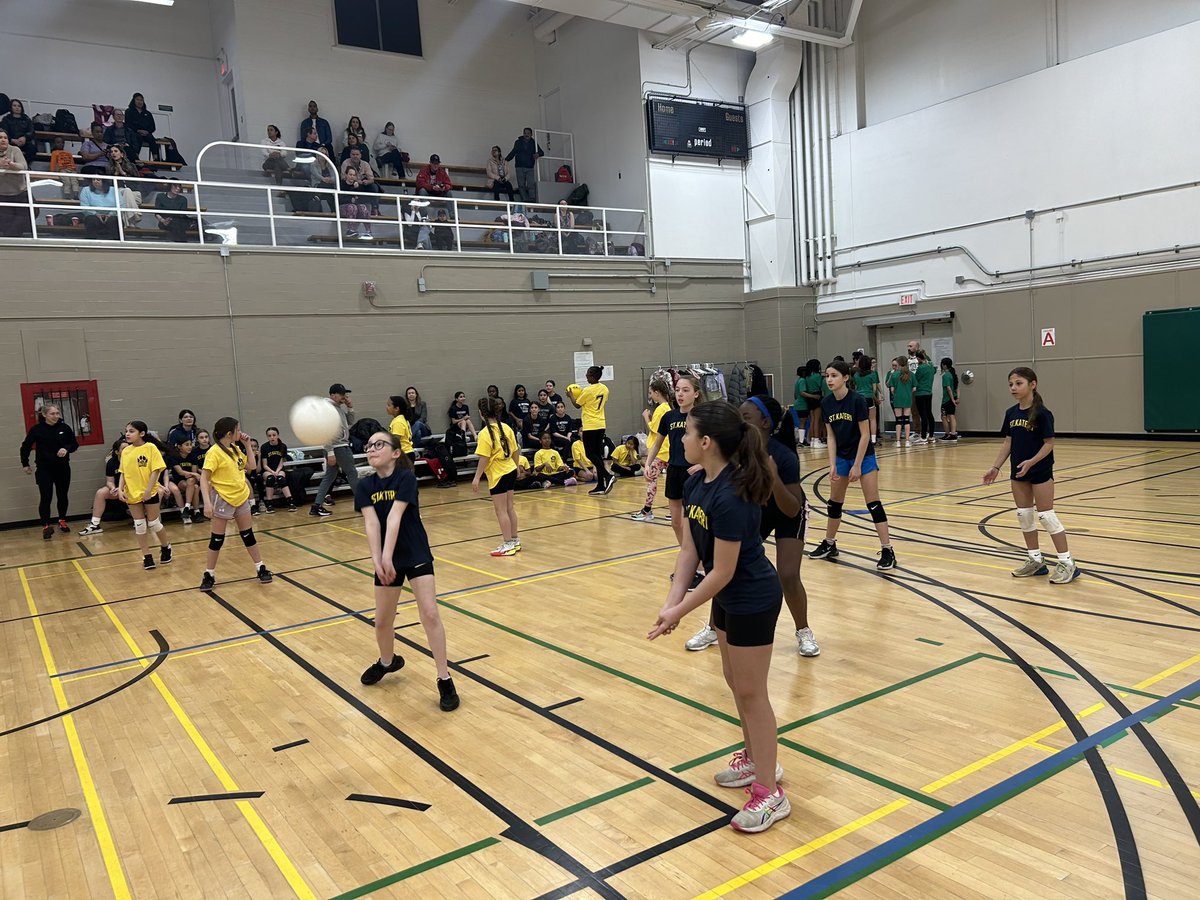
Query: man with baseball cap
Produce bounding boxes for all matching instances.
[309,383,357,517]
[416,154,453,198]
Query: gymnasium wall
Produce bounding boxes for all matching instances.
[0,247,745,526]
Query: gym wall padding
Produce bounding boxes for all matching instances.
[1143,307,1200,432]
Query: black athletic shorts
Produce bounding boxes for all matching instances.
[761,498,809,542]
[712,597,783,647]
[373,560,435,588]
[805,399,821,411]
[941,401,957,417]
[129,494,160,506]
[664,464,689,501]
[489,469,518,495]
[1011,465,1053,486]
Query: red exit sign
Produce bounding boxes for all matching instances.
[899,292,917,306]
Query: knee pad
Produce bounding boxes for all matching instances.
[1038,509,1065,535]
[149,518,163,534]
[827,500,844,520]
[208,533,226,552]
[1016,507,1037,532]
[133,518,147,535]
[866,500,888,523]
[239,528,257,548]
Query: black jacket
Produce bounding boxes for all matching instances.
[20,421,79,467]
[0,113,34,145]
[125,105,156,135]
[505,136,544,169]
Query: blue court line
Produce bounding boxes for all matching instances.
[780,674,1200,899]
[50,543,676,680]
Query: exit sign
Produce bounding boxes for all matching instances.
[899,292,917,306]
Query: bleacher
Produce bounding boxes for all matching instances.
[33,129,183,172]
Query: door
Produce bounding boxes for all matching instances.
[873,322,954,430]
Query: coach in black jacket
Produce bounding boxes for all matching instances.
[20,404,79,537]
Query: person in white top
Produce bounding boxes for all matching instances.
[261,124,290,185]
[373,121,406,177]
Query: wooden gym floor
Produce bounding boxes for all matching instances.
[2,437,1199,899]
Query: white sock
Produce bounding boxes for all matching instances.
[1058,552,1073,565]
[1029,550,1043,563]
[205,568,215,577]
[91,516,101,526]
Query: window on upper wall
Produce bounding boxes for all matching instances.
[333,0,423,57]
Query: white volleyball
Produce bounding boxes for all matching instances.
[289,396,341,446]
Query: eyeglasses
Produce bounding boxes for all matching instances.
[365,440,392,451]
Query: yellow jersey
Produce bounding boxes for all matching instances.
[612,444,639,467]
[476,422,517,483]
[389,414,413,454]
[203,444,251,506]
[571,440,592,470]
[517,453,531,471]
[577,382,608,431]
[648,401,671,462]
[119,442,165,501]
[534,448,565,474]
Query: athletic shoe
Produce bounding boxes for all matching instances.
[42,525,53,540]
[345,228,358,238]
[877,546,897,570]
[160,545,173,565]
[588,486,604,495]
[437,676,460,712]
[309,505,331,518]
[714,750,784,788]
[257,565,273,584]
[512,538,522,553]
[601,477,615,495]
[287,503,298,511]
[182,512,192,525]
[630,509,654,522]
[1049,560,1081,585]
[564,477,577,486]
[199,571,215,591]
[78,523,103,536]
[58,519,69,533]
[810,539,839,560]
[264,503,275,514]
[685,623,718,651]
[360,656,405,685]
[796,627,821,657]
[810,439,825,449]
[193,511,208,522]
[1012,557,1049,578]
[359,231,374,241]
[913,436,927,444]
[324,498,336,506]
[688,571,704,592]
[143,554,156,570]
[490,540,518,557]
[731,783,790,834]
[905,438,913,447]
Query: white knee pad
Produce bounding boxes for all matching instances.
[133,518,147,535]
[149,518,164,534]
[1016,507,1037,532]
[1038,509,1065,535]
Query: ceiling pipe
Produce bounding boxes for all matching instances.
[534,11,574,43]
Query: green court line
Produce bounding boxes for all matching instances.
[779,739,952,812]
[328,836,501,899]
[267,530,376,579]
[915,638,944,646]
[534,777,655,826]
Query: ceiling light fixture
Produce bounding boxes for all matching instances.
[129,0,176,6]
[731,29,774,49]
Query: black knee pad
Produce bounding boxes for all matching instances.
[239,528,257,548]
[867,500,888,523]
[208,533,226,552]
[827,500,844,520]
[263,475,278,489]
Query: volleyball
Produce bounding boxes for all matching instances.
[567,383,582,401]
[289,396,341,446]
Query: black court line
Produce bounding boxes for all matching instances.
[168,791,265,804]
[544,697,584,712]
[346,793,431,812]
[75,541,93,557]
[271,738,309,753]
[204,588,624,900]
[396,621,422,629]
[0,630,169,738]
[0,820,30,833]
[453,654,490,665]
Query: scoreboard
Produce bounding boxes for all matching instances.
[646,94,749,161]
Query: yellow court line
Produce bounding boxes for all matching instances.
[693,799,911,899]
[1133,653,1200,690]
[70,560,316,900]
[322,519,518,583]
[19,568,132,900]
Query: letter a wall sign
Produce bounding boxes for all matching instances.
[1040,328,1056,347]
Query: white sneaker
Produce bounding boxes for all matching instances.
[714,750,784,788]
[796,627,821,657]
[810,439,824,449]
[78,522,103,536]
[685,623,718,651]
[489,540,518,557]
[629,509,654,522]
[731,783,790,833]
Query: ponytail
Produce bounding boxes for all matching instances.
[212,416,241,460]
[479,397,510,458]
[940,357,958,392]
[689,401,773,505]
[649,377,674,407]
[895,357,910,384]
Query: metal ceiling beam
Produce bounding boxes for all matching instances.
[624,0,858,47]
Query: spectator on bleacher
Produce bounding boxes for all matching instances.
[47,136,80,200]
[486,145,516,203]
[126,93,159,160]
[404,386,430,446]
[342,116,366,152]
[298,100,334,156]
[447,392,477,438]
[340,147,382,216]
[505,127,543,203]
[509,385,532,420]
[338,167,374,241]
[103,110,136,154]
[298,126,323,155]
[416,154,453,198]
[522,402,547,446]
[0,130,28,237]
[105,145,143,227]
[79,177,119,239]
[431,207,455,251]
[545,380,564,406]
[547,400,575,452]
[306,154,337,213]
[373,123,406,178]
[402,199,431,249]
[167,409,199,448]
[261,125,290,185]
[79,124,109,175]
[154,180,191,242]
[339,132,370,164]
[0,99,36,166]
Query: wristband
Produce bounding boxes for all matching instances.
[988,466,999,471]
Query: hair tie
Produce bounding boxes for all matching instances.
[747,396,773,431]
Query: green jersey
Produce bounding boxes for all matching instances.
[941,370,957,404]
[914,363,936,397]
[887,370,914,407]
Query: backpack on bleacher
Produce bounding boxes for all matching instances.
[92,104,115,127]
[54,109,79,134]
[556,164,573,183]
[348,417,383,453]
[32,113,55,129]
[426,441,458,486]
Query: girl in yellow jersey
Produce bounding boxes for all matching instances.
[533,432,577,486]
[199,417,272,590]
[471,398,521,557]
[632,378,673,521]
[572,365,613,496]
[570,438,596,483]
[611,437,643,477]
[386,394,415,460]
[117,420,173,571]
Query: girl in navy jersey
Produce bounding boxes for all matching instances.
[740,396,819,657]
[355,431,459,710]
[983,367,1078,583]
[810,360,896,570]
[648,400,789,833]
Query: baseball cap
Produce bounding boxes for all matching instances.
[430,154,440,164]
[329,383,351,394]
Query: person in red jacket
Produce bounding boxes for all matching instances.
[416,154,453,198]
